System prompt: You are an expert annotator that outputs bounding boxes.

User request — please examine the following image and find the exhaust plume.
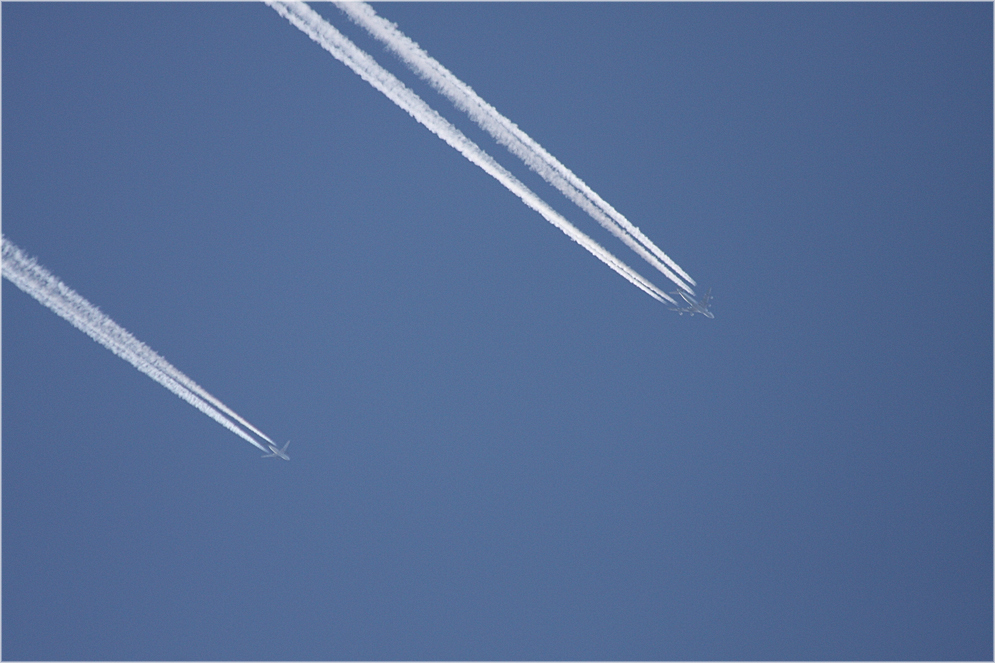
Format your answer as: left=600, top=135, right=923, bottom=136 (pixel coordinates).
left=268, top=1, right=676, bottom=305
left=336, top=1, right=696, bottom=294
left=2, top=237, right=271, bottom=453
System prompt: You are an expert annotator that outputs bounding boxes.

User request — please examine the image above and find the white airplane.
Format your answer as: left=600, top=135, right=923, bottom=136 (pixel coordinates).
left=670, top=287, right=714, bottom=318
left=262, top=440, right=290, bottom=460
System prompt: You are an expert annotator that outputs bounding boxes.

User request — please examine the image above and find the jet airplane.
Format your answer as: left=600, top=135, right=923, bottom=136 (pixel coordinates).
left=263, top=440, right=290, bottom=460
left=670, top=287, right=714, bottom=318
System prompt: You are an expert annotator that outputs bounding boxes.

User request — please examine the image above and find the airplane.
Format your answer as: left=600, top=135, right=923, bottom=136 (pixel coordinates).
left=262, top=440, right=290, bottom=460
left=669, top=287, right=714, bottom=318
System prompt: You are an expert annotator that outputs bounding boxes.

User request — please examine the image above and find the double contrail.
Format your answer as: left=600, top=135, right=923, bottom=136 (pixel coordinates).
left=2, top=237, right=272, bottom=453
left=268, top=1, right=679, bottom=305
left=336, top=2, right=696, bottom=296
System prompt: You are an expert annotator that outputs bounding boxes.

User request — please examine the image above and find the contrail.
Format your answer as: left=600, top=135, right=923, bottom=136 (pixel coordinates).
left=336, top=1, right=696, bottom=295
left=2, top=237, right=271, bottom=453
left=268, top=1, right=677, bottom=305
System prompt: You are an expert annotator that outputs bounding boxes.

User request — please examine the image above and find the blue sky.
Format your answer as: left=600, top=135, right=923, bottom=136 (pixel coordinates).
left=3, top=2, right=991, bottom=660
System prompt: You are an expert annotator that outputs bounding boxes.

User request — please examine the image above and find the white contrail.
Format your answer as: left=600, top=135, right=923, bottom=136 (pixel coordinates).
left=10, top=240, right=274, bottom=445
left=2, top=237, right=271, bottom=453
left=336, top=1, right=697, bottom=295
left=268, top=1, right=676, bottom=305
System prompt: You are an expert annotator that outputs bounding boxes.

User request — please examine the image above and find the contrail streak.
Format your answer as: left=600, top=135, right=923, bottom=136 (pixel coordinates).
left=268, top=1, right=676, bottom=305
left=2, top=237, right=271, bottom=453
left=336, top=1, right=696, bottom=295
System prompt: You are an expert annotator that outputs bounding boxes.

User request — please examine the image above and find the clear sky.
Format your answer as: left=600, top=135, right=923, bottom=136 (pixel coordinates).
left=3, top=2, right=991, bottom=660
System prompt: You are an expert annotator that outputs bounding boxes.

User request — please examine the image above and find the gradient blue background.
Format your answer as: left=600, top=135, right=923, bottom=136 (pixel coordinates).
left=4, top=3, right=991, bottom=660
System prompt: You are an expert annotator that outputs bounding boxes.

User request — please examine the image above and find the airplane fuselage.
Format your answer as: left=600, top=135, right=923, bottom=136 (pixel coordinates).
left=672, top=288, right=715, bottom=319
left=674, top=289, right=714, bottom=318
left=263, top=440, right=291, bottom=460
